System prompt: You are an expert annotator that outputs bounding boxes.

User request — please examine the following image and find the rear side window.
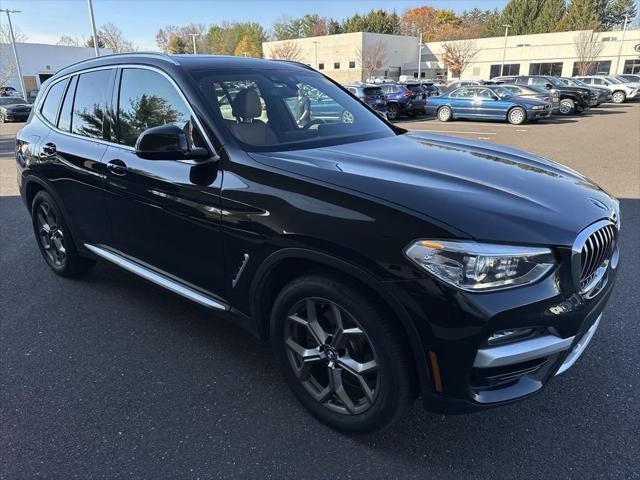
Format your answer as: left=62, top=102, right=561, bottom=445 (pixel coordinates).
left=117, top=68, right=192, bottom=147
left=72, top=69, right=115, bottom=140
left=58, top=76, right=77, bottom=132
left=40, top=79, right=68, bottom=125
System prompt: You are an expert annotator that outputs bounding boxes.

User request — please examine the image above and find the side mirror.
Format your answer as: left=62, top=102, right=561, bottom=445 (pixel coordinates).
left=545, top=84, right=553, bottom=90
left=135, top=124, right=210, bottom=161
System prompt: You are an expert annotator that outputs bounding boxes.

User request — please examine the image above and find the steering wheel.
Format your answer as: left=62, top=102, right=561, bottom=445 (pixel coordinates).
left=301, top=119, right=326, bottom=129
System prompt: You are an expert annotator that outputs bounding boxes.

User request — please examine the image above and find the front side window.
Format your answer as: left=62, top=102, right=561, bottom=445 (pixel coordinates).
left=41, top=78, right=68, bottom=125
left=72, top=69, right=115, bottom=140
left=476, top=88, right=495, bottom=99
left=117, top=68, right=193, bottom=147
left=193, top=69, right=395, bottom=151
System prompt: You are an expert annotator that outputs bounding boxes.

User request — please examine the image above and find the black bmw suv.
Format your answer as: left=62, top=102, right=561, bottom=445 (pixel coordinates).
left=16, top=54, right=620, bottom=433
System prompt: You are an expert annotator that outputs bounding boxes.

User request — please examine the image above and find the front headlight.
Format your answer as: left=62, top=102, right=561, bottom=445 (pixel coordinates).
left=404, top=240, right=556, bottom=292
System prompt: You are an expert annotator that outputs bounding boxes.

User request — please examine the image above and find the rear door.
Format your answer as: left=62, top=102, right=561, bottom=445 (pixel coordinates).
left=101, top=66, right=226, bottom=298
left=448, top=87, right=475, bottom=117
left=36, top=69, right=115, bottom=245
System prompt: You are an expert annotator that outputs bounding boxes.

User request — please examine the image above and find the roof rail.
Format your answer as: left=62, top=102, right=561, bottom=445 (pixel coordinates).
left=57, top=51, right=179, bottom=74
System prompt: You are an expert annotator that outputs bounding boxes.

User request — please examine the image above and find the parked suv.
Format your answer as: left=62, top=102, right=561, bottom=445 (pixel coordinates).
left=344, top=83, right=387, bottom=115
left=494, top=75, right=594, bottom=114
left=560, top=77, right=612, bottom=106
left=379, top=82, right=426, bottom=120
left=17, top=54, right=620, bottom=433
left=575, top=76, right=640, bottom=103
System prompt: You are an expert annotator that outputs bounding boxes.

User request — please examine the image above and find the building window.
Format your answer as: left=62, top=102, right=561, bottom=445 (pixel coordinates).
left=572, top=60, right=612, bottom=76
left=348, top=61, right=356, bottom=69
left=490, top=63, right=520, bottom=78
left=318, top=63, right=324, bottom=70
left=529, top=62, right=563, bottom=76
left=334, top=62, right=340, bottom=69
left=623, top=59, right=640, bottom=74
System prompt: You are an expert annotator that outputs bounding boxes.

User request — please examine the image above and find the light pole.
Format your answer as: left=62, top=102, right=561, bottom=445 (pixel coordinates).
left=0, top=9, right=27, bottom=101
left=312, top=41, right=319, bottom=69
left=500, top=24, right=511, bottom=77
left=189, top=33, right=199, bottom=54
left=87, top=0, right=100, bottom=56
left=615, top=15, right=630, bottom=74
left=417, top=32, right=423, bottom=80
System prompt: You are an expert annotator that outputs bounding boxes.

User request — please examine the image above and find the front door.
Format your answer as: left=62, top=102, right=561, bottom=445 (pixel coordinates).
left=102, top=67, right=225, bottom=299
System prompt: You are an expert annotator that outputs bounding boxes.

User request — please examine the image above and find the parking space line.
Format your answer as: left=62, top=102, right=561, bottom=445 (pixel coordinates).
left=409, top=128, right=497, bottom=135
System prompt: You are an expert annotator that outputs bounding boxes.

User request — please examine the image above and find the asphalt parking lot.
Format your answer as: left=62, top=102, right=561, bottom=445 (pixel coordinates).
left=1, top=104, right=639, bottom=479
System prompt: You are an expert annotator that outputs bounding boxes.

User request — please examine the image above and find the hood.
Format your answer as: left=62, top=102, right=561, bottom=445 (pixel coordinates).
left=509, top=96, right=548, bottom=106
left=249, top=133, right=617, bottom=246
left=1, top=103, right=31, bottom=111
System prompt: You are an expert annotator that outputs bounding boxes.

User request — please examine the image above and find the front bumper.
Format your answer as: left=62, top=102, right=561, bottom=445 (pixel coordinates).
left=385, top=242, right=618, bottom=414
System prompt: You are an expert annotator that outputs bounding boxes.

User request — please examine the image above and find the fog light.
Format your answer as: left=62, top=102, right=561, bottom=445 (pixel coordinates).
left=487, top=328, right=534, bottom=346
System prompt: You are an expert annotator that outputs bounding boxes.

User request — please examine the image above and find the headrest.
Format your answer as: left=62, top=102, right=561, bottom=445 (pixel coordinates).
left=231, top=89, right=262, bottom=119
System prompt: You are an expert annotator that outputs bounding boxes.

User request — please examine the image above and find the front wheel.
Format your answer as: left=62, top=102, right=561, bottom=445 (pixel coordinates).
left=558, top=98, right=575, bottom=115
left=612, top=91, right=626, bottom=104
left=507, top=107, right=526, bottom=125
left=271, top=275, right=416, bottom=433
left=386, top=103, right=399, bottom=121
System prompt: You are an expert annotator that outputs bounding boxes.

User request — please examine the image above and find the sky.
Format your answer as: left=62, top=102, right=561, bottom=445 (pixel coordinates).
left=1, top=0, right=508, bottom=51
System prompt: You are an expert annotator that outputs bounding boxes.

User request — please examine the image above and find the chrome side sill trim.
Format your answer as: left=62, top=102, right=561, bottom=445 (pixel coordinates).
left=474, top=334, right=575, bottom=368
left=555, top=314, right=602, bottom=376
left=84, top=244, right=227, bottom=311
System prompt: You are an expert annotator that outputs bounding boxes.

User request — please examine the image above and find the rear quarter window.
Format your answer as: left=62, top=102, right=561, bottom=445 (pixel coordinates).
left=40, top=79, right=69, bottom=125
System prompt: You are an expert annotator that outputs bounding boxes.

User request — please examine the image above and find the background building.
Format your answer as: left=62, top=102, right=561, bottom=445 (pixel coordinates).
left=1, top=43, right=111, bottom=99
left=263, top=27, right=640, bottom=82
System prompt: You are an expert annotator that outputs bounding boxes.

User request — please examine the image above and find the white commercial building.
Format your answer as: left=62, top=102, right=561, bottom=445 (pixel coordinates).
left=1, top=43, right=111, bottom=99
left=263, top=27, right=640, bottom=83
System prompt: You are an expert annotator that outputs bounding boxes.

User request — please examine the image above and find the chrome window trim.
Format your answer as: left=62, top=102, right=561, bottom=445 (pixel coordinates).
left=34, top=63, right=218, bottom=159
left=84, top=244, right=227, bottom=311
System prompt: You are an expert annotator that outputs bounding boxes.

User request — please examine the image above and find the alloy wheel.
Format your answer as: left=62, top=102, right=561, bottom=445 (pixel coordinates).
left=36, top=201, right=67, bottom=268
left=438, top=107, right=451, bottom=121
left=284, top=297, right=379, bottom=415
left=612, top=92, right=625, bottom=103
left=559, top=100, right=572, bottom=114
left=509, top=108, right=525, bottom=124
left=341, top=110, right=354, bottom=124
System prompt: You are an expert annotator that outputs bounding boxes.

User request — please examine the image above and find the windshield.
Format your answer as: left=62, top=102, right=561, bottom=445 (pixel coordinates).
left=192, top=69, right=395, bottom=152
left=570, top=79, right=588, bottom=87
left=489, top=86, right=513, bottom=98
left=547, top=77, right=565, bottom=87
left=605, top=76, right=622, bottom=84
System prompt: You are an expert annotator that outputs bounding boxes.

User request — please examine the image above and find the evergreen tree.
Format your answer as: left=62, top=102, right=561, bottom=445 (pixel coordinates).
left=602, top=0, right=638, bottom=29
left=342, top=9, right=401, bottom=34
left=166, top=35, right=187, bottom=54
left=499, top=0, right=543, bottom=35
left=556, top=0, right=600, bottom=31
left=533, top=0, right=566, bottom=33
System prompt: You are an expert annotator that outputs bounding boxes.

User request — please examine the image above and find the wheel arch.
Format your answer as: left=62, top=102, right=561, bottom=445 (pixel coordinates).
left=249, top=247, right=433, bottom=396
left=507, top=104, right=527, bottom=121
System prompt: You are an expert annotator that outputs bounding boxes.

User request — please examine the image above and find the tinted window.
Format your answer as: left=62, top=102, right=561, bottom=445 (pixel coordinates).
left=349, top=61, right=356, bottom=69
left=41, top=79, right=68, bottom=125
left=72, top=70, right=114, bottom=139
left=117, top=68, right=192, bottom=147
left=58, top=76, right=77, bottom=132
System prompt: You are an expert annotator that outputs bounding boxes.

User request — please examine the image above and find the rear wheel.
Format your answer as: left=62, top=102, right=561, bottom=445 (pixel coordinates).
left=271, top=275, right=415, bottom=433
left=31, top=190, right=95, bottom=276
left=386, top=103, right=400, bottom=121
left=612, top=91, right=626, bottom=104
left=559, top=98, right=575, bottom=115
left=507, top=107, right=526, bottom=125
left=437, top=106, right=452, bottom=122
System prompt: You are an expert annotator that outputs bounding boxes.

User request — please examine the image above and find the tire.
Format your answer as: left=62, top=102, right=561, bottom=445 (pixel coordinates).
left=386, top=103, right=399, bottom=121
left=437, top=106, right=452, bottom=122
left=31, top=190, right=95, bottom=277
left=558, top=98, right=575, bottom=115
left=612, top=91, right=626, bottom=104
left=270, top=274, right=415, bottom=433
left=507, top=107, right=526, bottom=125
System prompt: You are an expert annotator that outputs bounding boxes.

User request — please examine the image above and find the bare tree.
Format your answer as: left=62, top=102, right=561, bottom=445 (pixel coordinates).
left=357, top=41, right=387, bottom=81
left=268, top=41, right=303, bottom=61
left=573, top=29, right=604, bottom=76
left=0, top=62, right=16, bottom=88
left=97, top=23, right=136, bottom=53
left=0, top=23, right=27, bottom=44
left=56, top=35, right=81, bottom=47
left=441, top=39, right=478, bottom=79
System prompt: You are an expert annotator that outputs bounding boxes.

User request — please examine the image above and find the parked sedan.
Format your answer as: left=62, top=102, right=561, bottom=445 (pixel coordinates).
left=498, top=84, right=560, bottom=111
left=0, top=97, right=32, bottom=122
left=427, top=86, right=551, bottom=125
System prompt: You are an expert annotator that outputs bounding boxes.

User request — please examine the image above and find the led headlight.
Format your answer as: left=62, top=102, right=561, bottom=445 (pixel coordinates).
left=404, top=240, right=556, bottom=292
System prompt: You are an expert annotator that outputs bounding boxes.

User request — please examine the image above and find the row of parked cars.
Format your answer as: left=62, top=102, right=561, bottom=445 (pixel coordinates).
left=342, top=74, right=639, bottom=126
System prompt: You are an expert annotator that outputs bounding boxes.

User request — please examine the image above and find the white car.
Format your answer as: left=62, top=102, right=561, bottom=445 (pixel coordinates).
left=575, top=76, right=640, bottom=103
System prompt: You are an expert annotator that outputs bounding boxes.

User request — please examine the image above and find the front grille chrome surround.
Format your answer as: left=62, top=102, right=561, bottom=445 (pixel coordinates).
left=571, top=220, right=618, bottom=295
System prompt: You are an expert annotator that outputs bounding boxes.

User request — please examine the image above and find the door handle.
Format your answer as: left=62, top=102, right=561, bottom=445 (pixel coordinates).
left=107, top=159, right=128, bottom=176
left=42, top=142, right=56, bottom=157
